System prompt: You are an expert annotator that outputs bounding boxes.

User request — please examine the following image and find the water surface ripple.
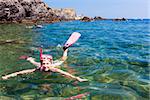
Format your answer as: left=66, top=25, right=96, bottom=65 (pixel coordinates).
left=0, top=20, right=149, bottom=99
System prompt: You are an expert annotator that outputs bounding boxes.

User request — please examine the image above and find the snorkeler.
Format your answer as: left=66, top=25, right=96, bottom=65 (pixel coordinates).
left=2, top=32, right=88, bottom=82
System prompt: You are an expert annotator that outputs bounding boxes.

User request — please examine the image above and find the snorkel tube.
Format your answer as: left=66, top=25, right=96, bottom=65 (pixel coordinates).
left=40, top=48, right=42, bottom=59
left=40, top=48, right=43, bottom=64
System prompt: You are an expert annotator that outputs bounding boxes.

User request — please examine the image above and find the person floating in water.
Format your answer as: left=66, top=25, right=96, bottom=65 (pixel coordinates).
left=2, top=48, right=87, bottom=82
left=2, top=32, right=88, bottom=82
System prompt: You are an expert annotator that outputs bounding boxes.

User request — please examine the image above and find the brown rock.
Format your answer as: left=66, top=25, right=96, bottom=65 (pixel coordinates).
left=113, top=18, right=127, bottom=21
left=80, top=16, right=93, bottom=22
left=0, top=0, right=77, bottom=23
left=94, top=16, right=106, bottom=20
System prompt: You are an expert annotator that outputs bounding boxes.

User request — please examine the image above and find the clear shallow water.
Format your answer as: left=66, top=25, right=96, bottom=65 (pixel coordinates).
left=0, top=20, right=150, bottom=99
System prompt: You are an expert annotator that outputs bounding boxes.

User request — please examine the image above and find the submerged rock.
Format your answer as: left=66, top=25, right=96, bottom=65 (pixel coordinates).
left=0, top=96, right=15, bottom=100
left=35, top=24, right=43, bottom=28
left=0, top=39, right=26, bottom=45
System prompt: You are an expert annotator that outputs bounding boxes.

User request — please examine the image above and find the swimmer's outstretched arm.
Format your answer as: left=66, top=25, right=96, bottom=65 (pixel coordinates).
left=52, top=49, right=68, bottom=67
left=49, top=67, right=88, bottom=82
left=26, top=57, right=40, bottom=67
left=61, top=48, right=68, bottom=61
left=1, top=57, right=40, bottom=80
left=2, top=68, right=36, bottom=80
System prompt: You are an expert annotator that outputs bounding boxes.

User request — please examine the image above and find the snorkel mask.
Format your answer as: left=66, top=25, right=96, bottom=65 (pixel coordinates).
left=40, top=48, right=53, bottom=64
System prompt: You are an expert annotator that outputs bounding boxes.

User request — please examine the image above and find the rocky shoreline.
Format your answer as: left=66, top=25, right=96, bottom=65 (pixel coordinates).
left=0, top=0, right=78, bottom=24
left=80, top=16, right=127, bottom=22
left=0, top=0, right=127, bottom=24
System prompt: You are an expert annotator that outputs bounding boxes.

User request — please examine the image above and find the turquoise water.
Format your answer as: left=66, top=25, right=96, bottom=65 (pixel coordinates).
left=0, top=20, right=150, bottom=99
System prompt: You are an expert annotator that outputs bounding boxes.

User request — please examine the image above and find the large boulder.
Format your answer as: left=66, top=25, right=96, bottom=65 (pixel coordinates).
left=0, top=0, right=25, bottom=21
left=113, top=18, right=127, bottom=21
left=80, top=16, right=93, bottom=22
left=94, top=16, right=106, bottom=20
left=0, top=0, right=48, bottom=21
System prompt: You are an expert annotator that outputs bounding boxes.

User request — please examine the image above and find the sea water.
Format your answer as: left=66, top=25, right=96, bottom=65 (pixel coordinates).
left=0, top=19, right=149, bottom=99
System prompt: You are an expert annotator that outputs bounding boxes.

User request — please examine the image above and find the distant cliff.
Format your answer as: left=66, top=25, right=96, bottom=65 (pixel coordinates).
left=0, top=0, right=77, bottom=23
left=51, top=8, right=76, bottom=20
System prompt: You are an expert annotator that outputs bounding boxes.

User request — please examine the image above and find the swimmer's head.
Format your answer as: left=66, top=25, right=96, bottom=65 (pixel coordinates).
left=40, top=54, right=53, bottom=61
left=40, top=48, right=53, bottom=66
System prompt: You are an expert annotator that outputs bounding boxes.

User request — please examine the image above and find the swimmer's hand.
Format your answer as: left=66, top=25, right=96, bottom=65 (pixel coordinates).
left=76, top=77, right=88, bottom=82
left=19, top=55, right=29, bottom=60
left=2, top=76, right=9, bottom=80
left=27, top=57, right=35, bottom=62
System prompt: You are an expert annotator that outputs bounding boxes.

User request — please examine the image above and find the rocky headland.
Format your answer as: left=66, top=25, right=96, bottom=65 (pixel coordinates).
left=0, top=0, right=77, bottom=24
left=0, top=0, right=127, bottom=24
